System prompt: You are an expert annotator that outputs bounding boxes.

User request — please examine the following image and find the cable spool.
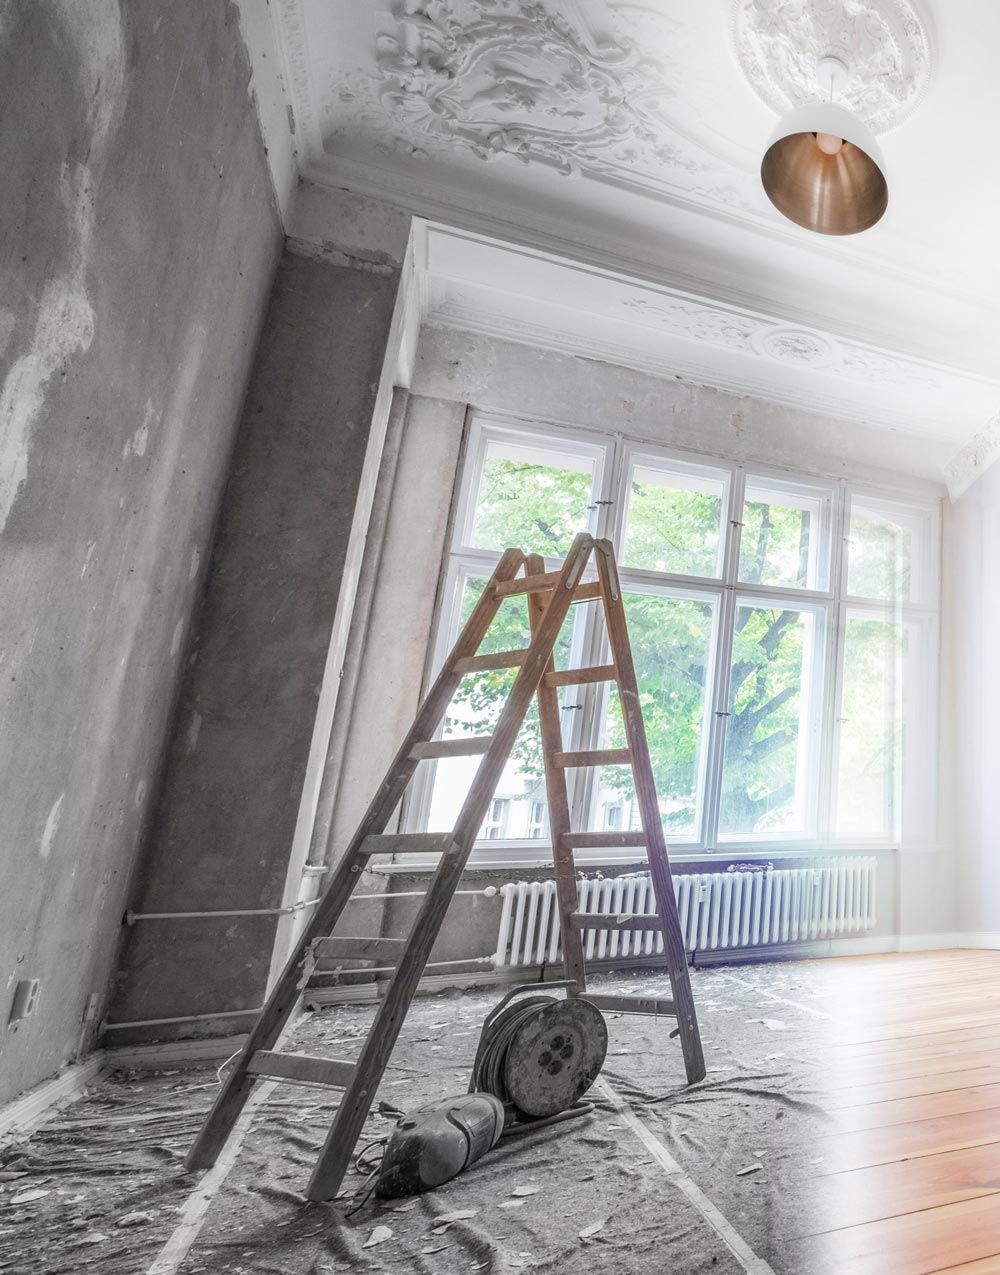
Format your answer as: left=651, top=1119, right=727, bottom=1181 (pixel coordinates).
left=471, top=991, right=608, bottom=1122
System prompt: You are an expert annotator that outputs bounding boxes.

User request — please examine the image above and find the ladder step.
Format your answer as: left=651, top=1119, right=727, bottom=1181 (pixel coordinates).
left=571, top=912, right=662, bottom=932
left=360, top=833, right=459, bottom=856
left=453, top=650, right=527, bottom=673
left=312, top=937, right=407, bottom=963
left=545, top=664, right=617, bottom=688
left=411, top=736, right=493, bottom=760
left=582, top=993, right=676, bottom=1017
left=561, top=831, right=647, bottom=849
left=247, top=1051, right=355, bottom=1089
left=553, top=748, right=632, bottom=768
left=494, top=570, right=562, bottom=596
left=494, top=575, right=603, bottom=602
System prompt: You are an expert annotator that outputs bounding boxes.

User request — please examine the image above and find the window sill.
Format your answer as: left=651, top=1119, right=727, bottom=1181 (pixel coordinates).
left=375, top=843, right=900, bottom=874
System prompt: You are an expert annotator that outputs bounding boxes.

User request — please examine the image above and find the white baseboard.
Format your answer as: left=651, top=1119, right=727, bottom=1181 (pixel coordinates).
left=955, top=932, right=1000, bottom=949
left=0, top=1053, right=108, bottom=1139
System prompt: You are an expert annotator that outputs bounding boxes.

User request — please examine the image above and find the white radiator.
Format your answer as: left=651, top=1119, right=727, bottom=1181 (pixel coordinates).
left=493, top=859, right=877, bottom=968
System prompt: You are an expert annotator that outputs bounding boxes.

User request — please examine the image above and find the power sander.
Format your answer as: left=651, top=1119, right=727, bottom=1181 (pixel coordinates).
left=372, top=982, right=606, bottom=1199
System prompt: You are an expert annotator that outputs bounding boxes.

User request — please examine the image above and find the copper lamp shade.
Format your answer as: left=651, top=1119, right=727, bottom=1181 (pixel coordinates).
left=761, top=103, right=888, bottom=236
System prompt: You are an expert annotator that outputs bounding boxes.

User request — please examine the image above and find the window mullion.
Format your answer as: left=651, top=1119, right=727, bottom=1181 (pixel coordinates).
left=701, top=466, right=745, bottom=851
left=818, top=483, right=849, bottom=844
left=569, top=432, right=625, bottom=834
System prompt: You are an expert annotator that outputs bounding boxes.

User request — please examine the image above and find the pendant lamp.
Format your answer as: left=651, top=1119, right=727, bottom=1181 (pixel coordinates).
left=761, top=57, right=888, bottom=236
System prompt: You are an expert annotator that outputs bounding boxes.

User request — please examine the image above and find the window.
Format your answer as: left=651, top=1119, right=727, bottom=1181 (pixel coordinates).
left=481, top=797, right=510, bottom=840
left=526, top=800, right=548, bottom=840
left=410, top=416, right=939, bottom=861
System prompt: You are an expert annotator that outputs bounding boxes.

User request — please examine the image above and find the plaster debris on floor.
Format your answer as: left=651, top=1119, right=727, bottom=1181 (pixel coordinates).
left=1, top=963, right=834, bottom=1275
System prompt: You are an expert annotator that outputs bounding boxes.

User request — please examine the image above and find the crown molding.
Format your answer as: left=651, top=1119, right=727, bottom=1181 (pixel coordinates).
left=299, top=154, right=994, bottom=382
left=424, top=299, right=954, bottom=440
left=945, top=415, right=1000, bottom=501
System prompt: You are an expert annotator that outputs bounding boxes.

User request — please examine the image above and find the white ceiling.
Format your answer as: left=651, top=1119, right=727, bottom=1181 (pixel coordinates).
left=262, top=0, right=1000, bottom=487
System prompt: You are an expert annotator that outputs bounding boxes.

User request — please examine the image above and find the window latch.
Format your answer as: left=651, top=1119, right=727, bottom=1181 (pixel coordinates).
left=714, top=710, right=732, bottom=717
left=587, top=499, right=614, bottom=510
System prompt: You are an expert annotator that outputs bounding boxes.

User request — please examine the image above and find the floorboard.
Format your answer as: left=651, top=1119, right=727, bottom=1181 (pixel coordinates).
left=800, top=950, right=1000, bottom=1274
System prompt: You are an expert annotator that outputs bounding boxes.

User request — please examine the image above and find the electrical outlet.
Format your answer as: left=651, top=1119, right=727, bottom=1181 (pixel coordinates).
left=7, top=979, right=41, bottom=1025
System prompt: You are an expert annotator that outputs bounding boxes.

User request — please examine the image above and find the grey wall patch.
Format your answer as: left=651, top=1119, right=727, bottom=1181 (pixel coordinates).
left=0, top=0, right=125, bottom=534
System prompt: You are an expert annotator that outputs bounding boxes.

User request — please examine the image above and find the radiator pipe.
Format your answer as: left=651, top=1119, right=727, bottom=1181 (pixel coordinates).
left=124, top=886, right=500, bottom=923
left=103, top=957, right=497, bottom=1031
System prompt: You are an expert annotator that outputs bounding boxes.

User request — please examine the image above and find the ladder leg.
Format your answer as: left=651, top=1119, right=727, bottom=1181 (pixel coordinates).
left=305, top=852, right=469, bottom=1199
left=306, top=535, right=596, bottom=1199
left=594, top=541, right=706, bottom=1084
left=526, top=554, right=587, bottom=992
left=187, top=548, right=528, bottom=1173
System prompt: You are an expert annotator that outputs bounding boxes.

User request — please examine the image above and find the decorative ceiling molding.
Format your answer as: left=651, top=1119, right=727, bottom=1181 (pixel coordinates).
left=272, top=0, right=323, bottom=156
left=328, top=1, right=753, bottom=210
left=945, top=415, right=1000, bottom=501
left=426, top=296, right=957, bottom=439
left=732, top=0, right=932, bottom=134
left=621, top=294, right=941, bottom=388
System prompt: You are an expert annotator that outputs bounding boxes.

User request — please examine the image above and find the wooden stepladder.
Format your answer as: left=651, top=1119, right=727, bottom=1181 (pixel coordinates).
left=186, top=534, right=704, bottom=1201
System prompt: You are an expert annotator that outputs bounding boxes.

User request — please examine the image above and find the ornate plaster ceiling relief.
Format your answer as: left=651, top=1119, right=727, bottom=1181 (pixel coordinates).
left=623, top=298, right=763, bottom=351
left=621, top=292, right=943, bottom=390
left=945, top=414, right=1000, bottom=501
left=325, top=2, right=755, bottom=208
left=762, top=327, right=833, bottom=366
left=733, top=0, right=932, bottom=134
left=273, top=0, right=322, bottom=155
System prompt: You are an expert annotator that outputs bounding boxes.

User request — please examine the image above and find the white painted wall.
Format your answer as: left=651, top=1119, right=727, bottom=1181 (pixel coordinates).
left=948, top=461, right=1000, bottom=941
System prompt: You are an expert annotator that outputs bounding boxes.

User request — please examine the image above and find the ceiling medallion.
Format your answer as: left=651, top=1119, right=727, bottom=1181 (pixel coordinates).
left=732, top=0, right=932, bottom=135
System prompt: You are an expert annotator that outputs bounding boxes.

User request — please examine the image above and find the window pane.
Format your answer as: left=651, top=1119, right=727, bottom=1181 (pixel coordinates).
left=468, top=436, right=599, bottom=559
left=426, top=575, right=576, bottom=842
left=739, top=479, right=830, bottom=590
left=595, top=592, right=716, bottom=839
left=847, top=502, right=914, bottom=601
left=622, top=458, right=727, bottom=578
left=719, top=604, right=820, bottom=838
left=836, top=617, right=903, bottom=839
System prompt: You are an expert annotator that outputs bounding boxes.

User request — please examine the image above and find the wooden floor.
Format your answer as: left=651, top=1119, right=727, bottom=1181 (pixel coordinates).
left=790, top=951, right=1000, bottom=1275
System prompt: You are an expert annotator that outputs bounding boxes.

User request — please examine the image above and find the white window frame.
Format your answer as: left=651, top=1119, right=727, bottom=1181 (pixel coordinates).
left=403, top=412, right=940, bottom=867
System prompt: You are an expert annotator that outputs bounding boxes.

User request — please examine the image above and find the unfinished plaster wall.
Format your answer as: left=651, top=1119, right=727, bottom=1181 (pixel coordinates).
left=0, top=1, right=280, bottom=1103
left=111, top=252, right=400, bottom=1039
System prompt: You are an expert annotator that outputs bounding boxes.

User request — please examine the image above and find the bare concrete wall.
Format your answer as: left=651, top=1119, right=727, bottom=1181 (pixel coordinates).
left=0, top=1, right=281, bottom=1102
left=110, top=252, right=400, bottom=1039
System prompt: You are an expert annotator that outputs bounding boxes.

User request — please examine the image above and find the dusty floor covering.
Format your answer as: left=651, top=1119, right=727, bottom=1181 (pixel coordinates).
left=0, top=962, right=836, bottom=1274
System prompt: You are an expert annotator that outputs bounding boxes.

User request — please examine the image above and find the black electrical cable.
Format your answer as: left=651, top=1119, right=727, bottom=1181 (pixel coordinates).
left=471, top=994, right=595, bottom=1135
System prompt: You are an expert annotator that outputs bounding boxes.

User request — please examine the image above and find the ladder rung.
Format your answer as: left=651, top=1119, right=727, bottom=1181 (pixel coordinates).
left=571, top=912, right=662, bottom=932
left=545, top=664, right=617, bottom=688
left=247, top=1051, right=355, bottom=1088
left=360, top=833, right=459, bottom=856
left=453, top=650, right=527, bottom=674
left=494, top=570, right=562, bottom=596
left=553, top=748, right=632, bottom=768
left=494, top=574, right=603, bottom=602
left=410, top=736, right=493, bottom=760
left=582, top=993, right=676, bottom=1017
left=561, top=831, right=647, bottom=849
left=312, top=937, right=407, bottom=963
